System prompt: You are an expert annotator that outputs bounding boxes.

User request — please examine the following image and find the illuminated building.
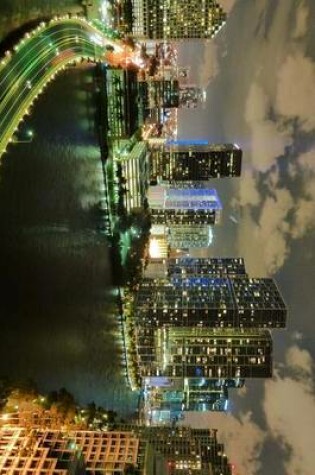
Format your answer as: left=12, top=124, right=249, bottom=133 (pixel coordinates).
left=113, top=139, right=150, bottom=213
left=168, top=225, right=213, bottom=249
left=142, top=378, right=245, bottom=423
left=0, top=428, right=142, bottom=475
left=167, top=257, right=248, bottom=278
left=137, top=327, right=273, bottom=380
left=141, top=426, right=232, bottom=475
left=132, top=0, right=227, bottom=40
left=138, top=79, right=180, bottom=109
left=105, top=68, right=140, bottom=140
left=179, top=85, right=206, bottom=108
left=149, top=143, right=242, bottom=183
left=0, top=426, right=233, bottom=475
left=149, top=225, right=169, bottom=258
left=135, top=277, right=287, bottom=329
left=139, top=80, right=205, bottom=110
left=148, top=186, right=221, bottom=226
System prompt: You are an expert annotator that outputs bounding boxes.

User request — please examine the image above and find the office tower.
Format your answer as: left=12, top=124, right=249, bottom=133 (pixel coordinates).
left=132, top=0, right=227, bottom=40
left=149, top=225, right=169, bottom=258
left=138, top=79, right=180, bottom=109
left=136, top=327, right=273, bottom=380
left=143, top=378, right=241, bottom=423
left=150, top=143, right=242, bottom=183
left=179, top=85, right=206, bottom=108
left=139, top=80, right=205, bottom=110
left=168, top=225, right=213, bottom=249
left=151, top=208, right=216, bottom=226
left=135, top=277, right=287, bottom=328
left=113, top=140, right=150, bottom=213
left=143, top=426, right=233, bottom=475
left=148, top=186, right=221, bottom=225
left=167, top=257, right=248, bottom=278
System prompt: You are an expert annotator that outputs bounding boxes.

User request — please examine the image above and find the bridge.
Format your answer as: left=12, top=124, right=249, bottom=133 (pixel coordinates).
left=0, top=16, right=135, bottom=158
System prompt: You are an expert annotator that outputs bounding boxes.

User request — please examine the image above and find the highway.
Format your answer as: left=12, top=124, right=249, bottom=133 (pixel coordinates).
left=0, top=16, right=129, bottom=158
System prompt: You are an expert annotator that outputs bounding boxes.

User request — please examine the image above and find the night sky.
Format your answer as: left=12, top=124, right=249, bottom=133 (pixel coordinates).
left=179, top=1, right=315, bottom=474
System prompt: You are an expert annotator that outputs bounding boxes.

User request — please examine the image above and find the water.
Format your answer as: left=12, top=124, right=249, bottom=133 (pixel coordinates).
left=0, top=64, right=137, bottom=414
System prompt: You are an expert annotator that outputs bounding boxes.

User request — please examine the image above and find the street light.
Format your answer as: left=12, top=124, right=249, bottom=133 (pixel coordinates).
left=12, top=129, right=34, bottom=144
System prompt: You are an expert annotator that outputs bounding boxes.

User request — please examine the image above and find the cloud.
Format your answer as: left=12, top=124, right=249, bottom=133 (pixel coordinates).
left=286, top=345, right=313, bottom=376
left=298, top=149, right=315, bottom=173
left=237, top=170, right=261, bottom=207
left=255, top=189, right=293, bottom=275
left=220, top=0, right=238, bottom=14
left=182, top=411, right=265, bottom=475
left=292, top=3, right=309, bottom=38
left=245, top=83, right=292, bottom=170
left=264, top=346, right=315, bottom=475
left=275, top=51, right=315, bottom=132
left=291, top=198, right=315, bottom=239
left=199, top=42, right=220, bottom=88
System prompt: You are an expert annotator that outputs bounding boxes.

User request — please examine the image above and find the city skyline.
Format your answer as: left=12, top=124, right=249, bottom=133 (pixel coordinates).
left=0, top=1, right=314, bottom=475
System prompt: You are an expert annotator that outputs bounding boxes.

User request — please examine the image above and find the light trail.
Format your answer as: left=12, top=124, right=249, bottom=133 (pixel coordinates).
left=0, top=17, right=139, bottom=158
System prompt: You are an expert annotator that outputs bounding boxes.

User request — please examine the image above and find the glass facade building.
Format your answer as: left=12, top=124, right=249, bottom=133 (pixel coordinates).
left=135, top=277, right=287, bottom=329
left=132, top=0, right=227, bottom=40
left=150, top=143, right=242, bottom=183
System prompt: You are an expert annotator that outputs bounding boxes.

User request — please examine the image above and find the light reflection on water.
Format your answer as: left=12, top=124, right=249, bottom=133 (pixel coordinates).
left=0, top=65, right=137, bottom=414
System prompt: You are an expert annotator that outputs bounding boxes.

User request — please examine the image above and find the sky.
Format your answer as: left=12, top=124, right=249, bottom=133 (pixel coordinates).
left=179, top=1, right=315, bottom=474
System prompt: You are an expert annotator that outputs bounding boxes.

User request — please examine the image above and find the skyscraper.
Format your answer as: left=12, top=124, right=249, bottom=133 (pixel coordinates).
left=132, top=0, right=227, bottom=40
left=167, top=257, right=248, bottom=278
left=135, top=276, right=287, bottom=329
left=149, top=143, right=242, bottom=183
left=148, top=186, right=221, bottom=226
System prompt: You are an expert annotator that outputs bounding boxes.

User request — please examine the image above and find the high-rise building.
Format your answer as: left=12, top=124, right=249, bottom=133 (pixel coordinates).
left=135, top=276, right=287, bottom=329
left=150, top=209, right=216, bottom=226
left=142, top=426, right=232, bottom=475
left=113, top=139, right=150, bottom=213
left=148, top=186, right=221, bottom=226
left=149, top=143, right=242, bottom=183
left=136, top=327, right=273, bottom=380
left=168, top=225, right=213, bottom=249
left=167, top=257, right=248, bottom=278
left=142, top=377, right=245, bottom=422
left=138, top=79, right=180, bottom=109
left=138, top=80, right=206, bottom=110
left=132, top=0, right=227, bottom=40
left=179, top=85, right=207, bottom=108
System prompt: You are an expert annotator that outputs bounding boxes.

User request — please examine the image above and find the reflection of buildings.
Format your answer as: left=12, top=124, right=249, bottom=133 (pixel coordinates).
left=149, top=143, right=242, bottom=183
left=132, top=0, right=227, bottom=40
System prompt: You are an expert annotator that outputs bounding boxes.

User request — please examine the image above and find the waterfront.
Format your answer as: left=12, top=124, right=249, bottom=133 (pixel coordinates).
left=0, top=64, right=137, bottom=414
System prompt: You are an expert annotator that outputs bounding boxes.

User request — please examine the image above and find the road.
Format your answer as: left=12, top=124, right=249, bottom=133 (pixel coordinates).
left=0, top=16, right=131, bottom=158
